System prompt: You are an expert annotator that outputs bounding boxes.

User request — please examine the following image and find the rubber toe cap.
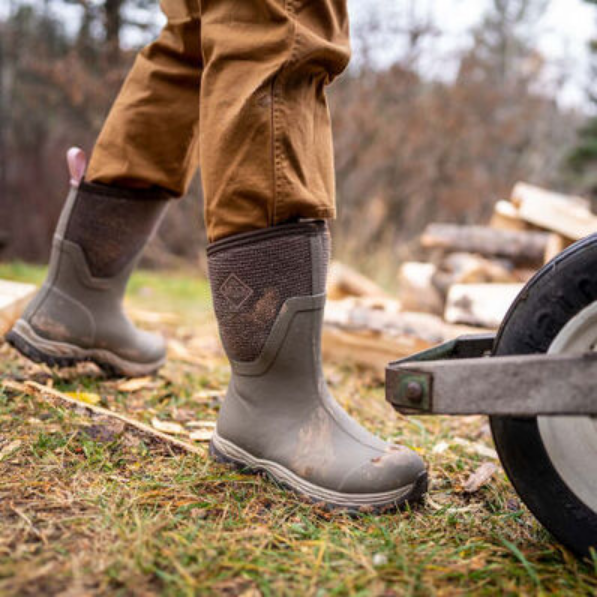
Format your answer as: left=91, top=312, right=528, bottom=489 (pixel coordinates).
left=339, top=444, right=427, bottom=494
left=133, top=330, right=167, bottom=364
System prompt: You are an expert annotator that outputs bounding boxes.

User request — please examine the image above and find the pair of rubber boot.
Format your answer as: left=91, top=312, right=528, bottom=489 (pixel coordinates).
left=7, top=150, right=427, bottom=510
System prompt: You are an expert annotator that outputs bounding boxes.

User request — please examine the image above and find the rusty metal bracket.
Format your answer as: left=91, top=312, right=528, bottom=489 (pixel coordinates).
left=386, top=334, right=597, bottom=416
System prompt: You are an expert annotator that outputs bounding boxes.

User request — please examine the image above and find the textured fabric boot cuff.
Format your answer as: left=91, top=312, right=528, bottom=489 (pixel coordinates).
left=208, top=221, right=330, bottom=362
left=64, top=182, right=170, bottom=278
left=207, top=220, right=327, bottom=256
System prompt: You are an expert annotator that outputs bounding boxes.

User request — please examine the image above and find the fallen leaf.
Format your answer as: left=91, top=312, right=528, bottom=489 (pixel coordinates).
left=432, top=441, right=449, bottom=454
left=192, top=390, right=225, bottom=404
left=194, top=389, right=226, bottom=399
left=116, top=377, right=154, bottom=392
left=453, top=438, right=498, bottom=460
left=172, top=407, right=197, bottom=423
left=239, top=588, right=262, bottom=597
left=151, top=417, right=187, bottom=435
left=167, top=340, right=206, bottom=366
left=463, top=462, right=498, bottom=493
left=65, top=391, right=101, bottom=405
left=213, top=578, right=260, bottom=597
left=0, top=440, right=22, bottom=461
left=189, top=429, right=213, bottom=442
left=186, top=421, right=216, bottom=429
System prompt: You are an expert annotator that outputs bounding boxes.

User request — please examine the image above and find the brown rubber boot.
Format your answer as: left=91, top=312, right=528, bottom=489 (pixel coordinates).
left=207, top=221, right=428, bottom=510
left=6, top=149, right=170, bottom=376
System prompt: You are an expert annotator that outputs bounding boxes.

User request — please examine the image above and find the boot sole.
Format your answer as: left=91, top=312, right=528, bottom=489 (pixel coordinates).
left=6, top=319, right=165, bottom=378
left=210, top=430, right=428, bottom=512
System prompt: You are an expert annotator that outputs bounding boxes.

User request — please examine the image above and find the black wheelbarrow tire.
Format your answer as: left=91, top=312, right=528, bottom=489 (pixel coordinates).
left=490, top=233, right=597, bottom=559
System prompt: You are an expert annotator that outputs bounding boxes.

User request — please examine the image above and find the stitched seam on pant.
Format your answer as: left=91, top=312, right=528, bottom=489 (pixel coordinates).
left=175, top=118, right=201, bottom=194
left=272, top=0, right=299, bottom=224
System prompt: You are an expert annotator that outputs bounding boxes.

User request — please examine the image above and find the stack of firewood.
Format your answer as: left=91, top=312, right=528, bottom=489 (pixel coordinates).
left=323, top=182, right=597, bottom=377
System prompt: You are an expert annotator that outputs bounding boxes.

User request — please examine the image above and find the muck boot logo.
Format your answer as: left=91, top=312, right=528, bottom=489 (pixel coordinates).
left=219, top=274, right=253, bottom=310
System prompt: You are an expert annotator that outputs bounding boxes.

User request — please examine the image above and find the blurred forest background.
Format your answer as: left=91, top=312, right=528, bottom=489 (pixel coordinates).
left=2, top=0, right=597, bottom=274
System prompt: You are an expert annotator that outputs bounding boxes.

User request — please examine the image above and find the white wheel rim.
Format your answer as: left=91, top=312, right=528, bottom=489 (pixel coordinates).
left=538, top=301, right=597, bottom=514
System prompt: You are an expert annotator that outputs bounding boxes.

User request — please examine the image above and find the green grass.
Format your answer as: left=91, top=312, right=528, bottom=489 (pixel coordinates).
left=126, top=268, right=212, bottom=317
left=0, top=263, right=596, bottom=595
left=0, top=261, right=47, bottom=286
left=0, top=261, right=212, bottom=320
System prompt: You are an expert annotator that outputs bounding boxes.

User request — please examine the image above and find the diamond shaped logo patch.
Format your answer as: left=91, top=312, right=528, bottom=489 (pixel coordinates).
left=219, top=274, right=253, bottom=310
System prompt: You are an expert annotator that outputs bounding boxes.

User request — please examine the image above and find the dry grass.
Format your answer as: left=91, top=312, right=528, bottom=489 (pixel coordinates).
left=0, top=263, right=596, bottom=596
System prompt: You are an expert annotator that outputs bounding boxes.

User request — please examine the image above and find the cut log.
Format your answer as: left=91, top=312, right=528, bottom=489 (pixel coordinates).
left=511, top=182, right=591, bottom=211
left=434, top=252, right=517, bottom=295
left=322, top=327, right=430, bottom=378
left=323, top=297, right=488, bottom=378
left=328, top=261, right=389, bottom=300
left=444, top=283, right=524, bottom=329
left=397, top=262, right=444, bottom=315
left=0, top=280, right=37, bottom=335
left=543, top=233, right=573, bottom=264
left=512, top=268, right=537, bottom=284
left=489, top=200, right=529, bottom=231
left=510, top=182, right=597, bottom=240
left=324, top=296, right=403, bottom=330
left=421, top=224, right=550, bottom=265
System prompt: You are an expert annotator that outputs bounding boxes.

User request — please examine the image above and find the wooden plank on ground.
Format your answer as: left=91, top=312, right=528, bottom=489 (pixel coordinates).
left=444, top=283, right=524, bottom=329
left=511, top=182, right=597, bottom=240
left=2, top=380, right=202, bottom=454
left=0, top=280, right=37, bottom=335
left=323, top=298, right=488, bottom=377
left=322, top=327, right=429, bottom=378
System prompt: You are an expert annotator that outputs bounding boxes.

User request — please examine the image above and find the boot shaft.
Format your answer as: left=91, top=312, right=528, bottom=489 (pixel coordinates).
left=63, top=181, right=170, bottom=279
left=26, top=180, right=170, bottom=322
left=13, top=172, right=169, bottom=373
left=207, top=220, right=330, bottom=364
left=207, top=222, right=428, bottom=504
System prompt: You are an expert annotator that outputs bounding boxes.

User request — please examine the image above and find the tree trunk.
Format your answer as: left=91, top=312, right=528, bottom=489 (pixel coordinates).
left=104, top=0, right=123, bottom=60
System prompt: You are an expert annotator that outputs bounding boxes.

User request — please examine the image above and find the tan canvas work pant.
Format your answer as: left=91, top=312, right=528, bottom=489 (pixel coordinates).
left=86, top=0, right=350, bottom=241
